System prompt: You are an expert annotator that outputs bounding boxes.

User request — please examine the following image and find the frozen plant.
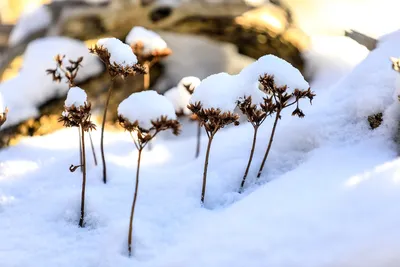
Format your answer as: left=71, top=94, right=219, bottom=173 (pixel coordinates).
left=117, top=91, right=180, bottom=256
left=90, top=37, right=146, bottom=184
left=165, top=76, right=201, bottom=157
left=256, top=74, right=315, bottom=178
left=46, top=54, right=98, bottom=168
left=59, top=87, right=96, bottom=227
left=187, top=73, right=240, bottom=204
left=125, top=26, right=172, bottom=90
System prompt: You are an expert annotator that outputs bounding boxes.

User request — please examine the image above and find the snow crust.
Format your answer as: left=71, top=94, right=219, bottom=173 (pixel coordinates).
left=0, top=37, right=102, bottom=127
left=240, top=54, right=309, bottom=93
left=8, top=5, right=52, bottom=46
left=64, top=87, right=87, bottom=108
left=97, top=38, right=138, bottom=67
left=125, top=27, right=168, bottom=54
left=118, top=91, right=176, bottom=130
left=164, top=76, right=200, bottom=115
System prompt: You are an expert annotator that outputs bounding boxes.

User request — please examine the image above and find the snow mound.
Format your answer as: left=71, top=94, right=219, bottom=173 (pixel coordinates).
left=240, top=54, right=309, bottom=93
left=165, top=76, right=201, bottom=115
left=0, top=93, right=5, bottom=113
left=97, top=38, right=138, bottom=67
left=8, top=5, right=52, bottom=46
left=0, top=37, right=102, bottom=127
left=118, top=91, right=176, bottom=130
left=190, top=73, right=240, bottom=112
left=64, top=87, right=87, bottom=108
left=125, top=26, right=168, bottom=54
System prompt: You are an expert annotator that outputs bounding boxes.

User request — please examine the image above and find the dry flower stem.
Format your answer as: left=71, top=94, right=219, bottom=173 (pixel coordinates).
left=78, top=127, right=83, bottom=173
left=240, top=125, right=259, bottom=192
left=78, top=126, right=87, bottom=227
left=201, top=134, right=214, bottom=203
left=143, top=62, right=151, bottom=90
left=195, top=120, right=201, bottom=158
left=257, top=109, right=281, bottom=178
left=100, top=79, right=115, bottom=184
left=128, top=147, right=142, bottom=257
left=88, top=131, right=98, bottom=166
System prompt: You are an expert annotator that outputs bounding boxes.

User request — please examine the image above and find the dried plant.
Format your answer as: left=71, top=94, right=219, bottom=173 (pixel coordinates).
left=59, top=102, right=97, bottom=227
left=46, top=55, right=98, bottom=168
left=236, top=95, right=271, bottom=191
left=256, top=74, right=315, bottom=178
left=118, top=115, right=180, bottom=256
left=89, top=44, right=146, bottom=184
left=130, top=41, right=172, bottom=90
left=0, top=108, right=8, bottom=129
left=187, top=102, right=240, bottom=203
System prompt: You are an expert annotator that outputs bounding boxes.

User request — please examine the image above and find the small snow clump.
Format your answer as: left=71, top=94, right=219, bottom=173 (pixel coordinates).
left=118, top=91, right=176, bottom=130
left=165, top=76, right=201, bottom=115
left=65, top=87, right=87, bottom=108
left=125, top=26, right=168, bottom=54
left=97, top=38, right=138, bottom=67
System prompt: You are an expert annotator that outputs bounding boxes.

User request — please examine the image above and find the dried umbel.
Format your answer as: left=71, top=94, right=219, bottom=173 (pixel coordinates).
left=89, top=45, right=146, bottom=79
left=118, top=114, right=180, bottom=256
left=59, top=97, right=96, bottom=228
left=391, top=57, right=400, bottom=72
left=130, top=41, right=172, bottom=66
left=89, top=38, right=146, bottom=184
left=46, top=54, right=83, bottom=87
left=256, top=74, right=315, bottom=178
left=187, top=102, right=240, bottom=203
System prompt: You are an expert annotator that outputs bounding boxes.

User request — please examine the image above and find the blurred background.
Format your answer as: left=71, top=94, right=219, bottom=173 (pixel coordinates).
left=0, top=0, right=398, bottom=146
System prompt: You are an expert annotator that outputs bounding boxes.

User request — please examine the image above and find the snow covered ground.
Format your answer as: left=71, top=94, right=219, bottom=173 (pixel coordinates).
left=1, top=31, right=400, bottom=267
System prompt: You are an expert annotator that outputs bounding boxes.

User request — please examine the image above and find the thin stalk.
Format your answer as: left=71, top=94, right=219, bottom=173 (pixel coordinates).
left=79, top=126, right=87, bottom=227
left=88, top=131, right=98, bottom=166
left=240, top=125, right=259, bottom=192
left=195, top=120, right=201, bottom=158
left=79, top=127, right=83, bottom=173
left=100, top=79, right=114, bottom=184
left=128, top=148, right=142, bottom=256
left=143, top=62, right=150, bottom=90
left=201, top=134, right=214, bottom=204
left=257, top=109, right=281, bottom=178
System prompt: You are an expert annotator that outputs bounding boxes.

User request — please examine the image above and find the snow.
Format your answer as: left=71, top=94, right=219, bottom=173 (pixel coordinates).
left=164, top=76, right=200, bottom=115
left=0, top=37, right=102, bottom=127
left=240, top=54, right=310, bottom=93
left=118, top=91, right=177, bottom=130
left=64, top=87, right=87, bottom=108
left=8, top=5, right=52, bottom=46
left=125, top=27, right=168, bottom=54
left=97, top=38, right=138, bottom=67
left=190, top=73, right=241, bottom=112
left=2, top=28, right=400, bottom=267
left=0, top=93, right=5, bottom=113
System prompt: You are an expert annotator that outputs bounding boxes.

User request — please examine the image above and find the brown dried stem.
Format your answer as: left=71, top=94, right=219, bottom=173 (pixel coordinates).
left=78, top=125, right=87, bottom=228
left=88, top=131, right=98, bottom=166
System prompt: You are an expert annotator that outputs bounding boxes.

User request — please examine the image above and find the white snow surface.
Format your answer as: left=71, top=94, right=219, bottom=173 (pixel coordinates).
left=97, top=38, right=138, bottom=67
left=8, top=5, right=52, bottom=46
left=240, top=54, right=310, bottom=93
left=0, top=37, right=102, bottom=127
left=2, top=30, right=400, bottom=267
left=164, top=76, right=200, bottom=115
left=118, top=91, right=177, bottom=130
left=125, top=26, right=168, bottom=54
left=0, top=93, right=5, bottom=113
left=64, top=87, right=87, bottom=108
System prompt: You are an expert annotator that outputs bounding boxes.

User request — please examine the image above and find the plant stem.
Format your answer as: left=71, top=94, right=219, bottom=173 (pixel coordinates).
left=240, top=125, right=259, bottom=192
left=100, top=80, right=114, bottom=184
left=143, top=62, right=150, bottom=90
left=128, top=148, right=142, bottom=256
left=257, top=109, right=281, bottom=178
left=201, top=134, right=214, bottom=204
left=88, top=131, right=98, bottom=166
left=79, top=126, right=87, bottom=228
left=79, top=127, right=83, bottom=173
left=195, top=120, right=201, bottom=158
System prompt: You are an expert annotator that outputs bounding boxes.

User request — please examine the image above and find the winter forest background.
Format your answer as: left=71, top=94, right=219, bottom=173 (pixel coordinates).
left=1, top=0, right=400, bottom=266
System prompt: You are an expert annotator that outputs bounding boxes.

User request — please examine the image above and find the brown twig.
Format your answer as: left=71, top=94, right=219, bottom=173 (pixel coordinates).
left=240, top=125, right=259, bottom=192
left=78, top=126, right=87, bottom=228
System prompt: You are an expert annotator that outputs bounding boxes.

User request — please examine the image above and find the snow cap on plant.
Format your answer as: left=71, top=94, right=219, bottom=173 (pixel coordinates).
left=59, top=87, right=96, bottom=131
left=90, top=37, right=146, bottom=78
left=165, top=76, right=201, bottom=116
left=125, top=26, right=171, bottom=62
left=118, top=91, right=180, bottom=141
